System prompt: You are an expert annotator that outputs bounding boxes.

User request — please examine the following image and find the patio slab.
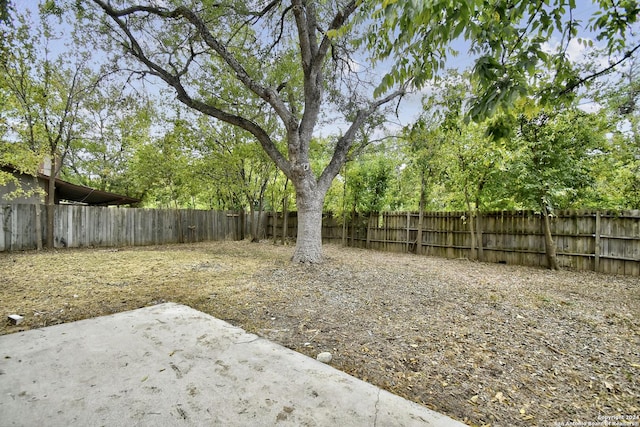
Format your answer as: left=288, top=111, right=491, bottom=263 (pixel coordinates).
left=0, top=303, right=466, bottom=426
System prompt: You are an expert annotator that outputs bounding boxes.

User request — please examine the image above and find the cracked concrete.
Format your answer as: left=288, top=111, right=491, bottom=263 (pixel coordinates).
left=0, top=303, right=467, bottom=426
left=373, top=389, right=381, bottom=426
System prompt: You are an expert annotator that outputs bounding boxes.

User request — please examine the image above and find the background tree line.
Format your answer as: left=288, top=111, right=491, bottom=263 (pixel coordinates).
left=1, top=1, right=638, bottom=263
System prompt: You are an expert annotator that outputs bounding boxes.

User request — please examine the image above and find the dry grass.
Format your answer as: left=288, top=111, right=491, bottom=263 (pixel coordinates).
left=1, top=241, right=639, bottom=426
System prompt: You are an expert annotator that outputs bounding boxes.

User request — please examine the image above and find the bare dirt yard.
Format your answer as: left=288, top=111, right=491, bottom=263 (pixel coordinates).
left=1, top=241, right=638, bottom=426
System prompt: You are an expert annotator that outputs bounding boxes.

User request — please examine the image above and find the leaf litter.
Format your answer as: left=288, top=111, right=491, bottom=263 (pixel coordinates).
left=1, top=241, right=638, bottom=426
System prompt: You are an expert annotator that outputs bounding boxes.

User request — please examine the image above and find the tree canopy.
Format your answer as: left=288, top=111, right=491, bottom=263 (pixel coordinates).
left=1, top=0, right=639, bottom=263
left=80, top=0, right=407, bottom=262
left=368, top=0, right=640, bottom=120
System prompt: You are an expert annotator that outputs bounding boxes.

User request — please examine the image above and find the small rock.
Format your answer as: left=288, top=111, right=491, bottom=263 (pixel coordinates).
left=8, top=314, right=24, bottom=325
left=316, top=352, right=332, bottom=363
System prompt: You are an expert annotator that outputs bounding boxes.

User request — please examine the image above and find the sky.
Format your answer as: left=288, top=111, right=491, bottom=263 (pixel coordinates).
left=9, top=0, right=638, bottom=138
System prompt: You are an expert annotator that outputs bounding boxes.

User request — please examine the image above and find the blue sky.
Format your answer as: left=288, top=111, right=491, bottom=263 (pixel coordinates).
left=11, top=0, right=638, bottom=138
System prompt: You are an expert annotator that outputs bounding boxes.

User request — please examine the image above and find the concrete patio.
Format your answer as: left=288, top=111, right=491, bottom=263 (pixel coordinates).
left=0, top=303, right=466, bottom=426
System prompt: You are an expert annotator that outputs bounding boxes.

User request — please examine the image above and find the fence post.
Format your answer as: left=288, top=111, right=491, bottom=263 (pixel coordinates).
left=406, top=212, right=410, bottom=253
left=269, top=211, right=275, bottom=242
left=0, top=205, right=5, bottom=252
left=11, top=205, right=19, bottom=251
left=241, top=210, right=246, bottom=240
left=476, top=212, right=484, bottom=261
left=415, top=211, right=422, bottom=255
left=366, top=213, right=372, bottom=249
left=66, top=206, right=73, bottom=247
left=594, top=211, right=601, bottom=272
left=385, top=212, right=389, bottom=251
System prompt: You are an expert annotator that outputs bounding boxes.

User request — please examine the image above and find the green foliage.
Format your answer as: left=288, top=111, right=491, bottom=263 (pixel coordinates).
left=366, top=0, right=640, bottom=121
left=0, top=5, right=99, bottom=180
left=63, top=87, right=154, bottom=196
left=0, top=0, right=10, bottom=24
left=349, top=58, right=634, bottom=215
left=588, top=59, right=640, bottom=208
left=0, top=140, right=44, bottom=201
left=502, top=108, right=608, bottom=211
left=323, top=142, right=401, bottom=218
left=345, top=155, right=392, bottom=214
left=395, top=118, right=449, bottom=211
left=4, top=0, right=637, bottom=222
left=179, top=117, right=281, bottom=211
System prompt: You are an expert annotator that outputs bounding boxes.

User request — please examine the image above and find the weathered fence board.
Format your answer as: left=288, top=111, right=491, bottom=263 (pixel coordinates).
left=0, top=204, right=245, bottom=251
left=265, top=210, right=640, bottom=276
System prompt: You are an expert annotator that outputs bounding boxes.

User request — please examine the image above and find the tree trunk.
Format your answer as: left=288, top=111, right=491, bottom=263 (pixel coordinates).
left=416, top=170, right=425, bottom=255
left=270, top=177, right=278, bottom=244
left=249, top=196, right=264, bottom=243
left=272, top=210, right=278, bottom=244
left=239, top=209, right=245, bottom=240
left=281, top=192, right=289, bottom=245
left=32, top=175, right=43, bottom=251
left=248, top=201, right=257, bottom=242
left=541, top=203, right=559, bottom=270
left=176, top=205, right=184, bottom=243
left=251, top=179, right=269, bottom=243
left=467, top=210, right=477, bottom=261
left=291, top=189, right=324, bottom=263
left=475, top=188, right=485, bottom=262
left=366, top=212, right=374, bottom=249
left=46, top=173, right=55, bottom=249
left=341, top=171, right=347, bottom=247
left=350, top=202, right=357, bottom=248
left=342, top=210, right=347, bottom=246
left=251, top=199, right=262, bottom=242
left=463, top=188, right=477, bottom=261
left=476, top=212, right=484, bottom=262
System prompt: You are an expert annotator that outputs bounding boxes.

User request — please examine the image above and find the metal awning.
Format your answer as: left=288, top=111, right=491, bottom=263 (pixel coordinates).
left=50, top=177, right=140, bottom=206
left=2, top=164, right=139, bottom=206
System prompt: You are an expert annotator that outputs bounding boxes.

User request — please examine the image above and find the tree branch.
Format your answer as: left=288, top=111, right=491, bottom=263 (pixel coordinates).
left=318, top=87, right=407, bottom=191
left=315, top=0, right=357, bottom=65
left=91, top=0, right=292, bottom=177
left=297, top=0, right=359, bottom=165
left=291, top=0, right=313, bottom=73
left=93, top=0, right=296, bottom=130
left=559, top=42, right=640, bottom=95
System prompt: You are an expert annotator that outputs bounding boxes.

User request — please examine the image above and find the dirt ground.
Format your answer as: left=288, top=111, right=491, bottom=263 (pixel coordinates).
left=1, top=241, right=638, bottom=426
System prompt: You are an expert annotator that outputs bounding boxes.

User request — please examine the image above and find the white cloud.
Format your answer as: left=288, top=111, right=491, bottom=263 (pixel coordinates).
left=565, top=38, right=589, bottom=62
left=542, top=37, right=607, bottom=66
left=577, top=101, right=602, bottom=113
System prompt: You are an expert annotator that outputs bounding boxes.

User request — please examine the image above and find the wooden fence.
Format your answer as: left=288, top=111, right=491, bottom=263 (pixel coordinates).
left=3, top=204, right=638, bottom=276
left=266, top=210, right=640, bottom=276
left=0, top=204, right=246, bottom=251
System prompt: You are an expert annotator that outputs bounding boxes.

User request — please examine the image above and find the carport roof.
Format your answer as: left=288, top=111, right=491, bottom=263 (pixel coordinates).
left=50, top=176, right=140, bottom=206
left=2, top=164, right=139, bottom=206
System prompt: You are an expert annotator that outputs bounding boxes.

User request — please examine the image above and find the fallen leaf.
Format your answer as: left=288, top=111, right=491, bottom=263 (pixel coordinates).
left=491, top=391, right=505, bottom=403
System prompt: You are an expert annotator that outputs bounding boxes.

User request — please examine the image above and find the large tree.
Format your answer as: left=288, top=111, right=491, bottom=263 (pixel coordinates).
left=1, top=5, right=101, bottom=248
left=84, top=0, right=405, bottom=263
left=504, top=107, right=607, bottom=269
left=84, top=1, right=639, bottom=263
left=63, top=83, right=153, bottom=196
